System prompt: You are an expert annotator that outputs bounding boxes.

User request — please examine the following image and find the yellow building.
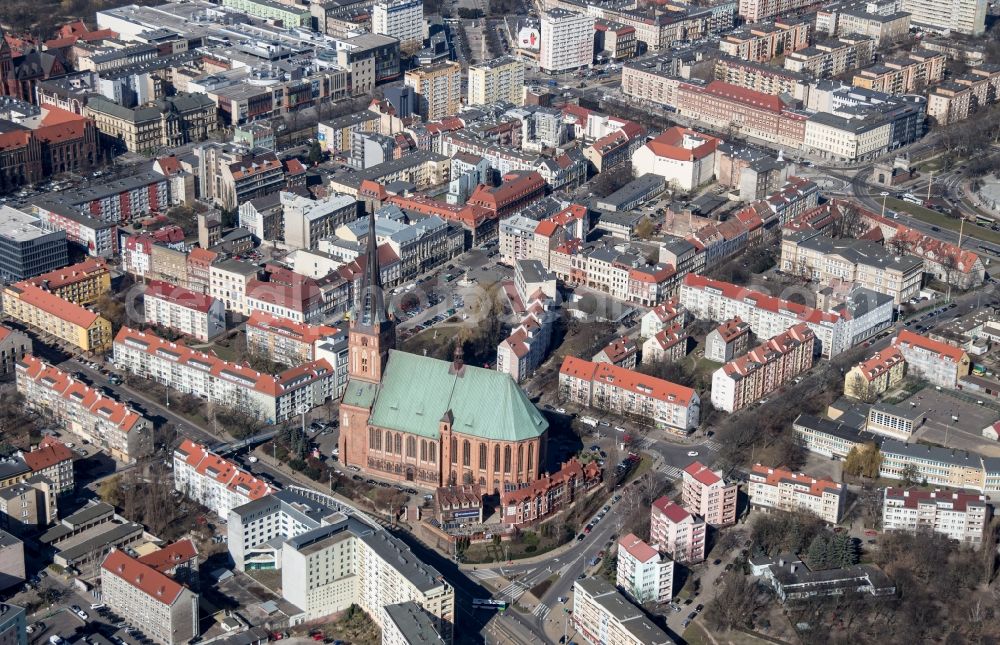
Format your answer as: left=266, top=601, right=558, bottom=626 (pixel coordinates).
left=468, top=56, right=525, bottom=107
left=22, top=257, right=111, bottom=306
left=2, top=283, right=112, bottom=353
left=404, top=61, right=462, bottom=121
left=844, top=346, right=906, bottom=400
left=853, top=49, right=945, bottom=95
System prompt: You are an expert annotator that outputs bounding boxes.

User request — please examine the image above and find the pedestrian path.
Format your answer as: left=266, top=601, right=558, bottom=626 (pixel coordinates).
left=659, top=464, right=684, bottom=479
left=703, top=438, right=722, bottom=452
left=497, top=580, right=530, bottom=601
left=533, top=603, right=550, bottom=619
left=470, top=569, right=500, bottom=580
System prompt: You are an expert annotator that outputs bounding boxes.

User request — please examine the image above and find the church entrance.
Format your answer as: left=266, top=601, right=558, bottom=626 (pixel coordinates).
left=406, top=467, right=414, bottom=482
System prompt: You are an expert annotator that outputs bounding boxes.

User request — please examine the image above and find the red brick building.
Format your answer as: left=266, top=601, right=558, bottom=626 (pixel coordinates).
left=499, top=457, right=602, bottom=528
left=468, top=171, right=547, bottom=219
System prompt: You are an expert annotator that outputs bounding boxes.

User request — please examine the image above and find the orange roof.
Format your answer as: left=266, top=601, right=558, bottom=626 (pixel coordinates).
left=137, top=539, right=198, bottom=573
left=175, top=439, right=274, bottom=501
left=23, top=436, right=73, bottom=472
left=0, top=325, right=10, bottom=342
left=21, top=257, right=108, bottom=291
left=893, top=330, right=967, bottom=364
left=683, top=273, right=840, bottom=324
left=534, top=219, right=558, bottom=237
left=246, top=310, right=339, bottom=345
left=643, top=126, right=721, bottom=162
left=145, top=280, right=219, bottom=313
left=714, top=317, right=750, bottom=343
left=17, top=355, right=143, bottom=433
left=155, top=155, right=182, bottom=176
left=683, top=461, right=721, bottom=487
left=853, top=346, right=905, bottom=382
left=7, top=283, right=102, bottom=329
left=619, top=533, right=660, bottom=563
left=722, top=324, right=814, bottom=379
left=561, top=356, right=697, bottom=406
left=650, top=297, right=683, bottom=323
left=188, top=247, right=218, bottom=266
left=499, top=457, right=599, bottom=504
left=102, top=549, right=184, bottom=605
left=750, top=464, right=842, bottom=497
left=651, top=323, right=685, bottom=350
left=703, top=80, right=784, bottom=112
left=652, top=497, right=696, bottom=524
left=551, top=204, right=588, bottom=227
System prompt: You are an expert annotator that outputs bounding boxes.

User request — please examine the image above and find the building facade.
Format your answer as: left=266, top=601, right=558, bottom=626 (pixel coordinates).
left=681, top=461, right=737, bottom=527
left=749, top=464, right=846, bottom=524
left=2, top=283, right=111, bottom=353
left=540, top=10, right=595, bottom=73
left=891, top=330, right=970, bottom=388
left=882, top=488, right=991, bottom=546
left=468, top=57, right=525, bottom=107
left=616, top=534, right=674, bottom=604
left=143, top=280, right=225, bottom=342
left=650, top=497, right=706, bottom=563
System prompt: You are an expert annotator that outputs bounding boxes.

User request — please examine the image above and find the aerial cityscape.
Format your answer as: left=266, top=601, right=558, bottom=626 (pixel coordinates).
left=0, top=0, right=999, bottom=642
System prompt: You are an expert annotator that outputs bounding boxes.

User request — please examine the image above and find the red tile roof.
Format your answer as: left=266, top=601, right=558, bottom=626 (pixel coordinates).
left=102, top=549, right=184, bottom=605
left=145, top=280, right=219, bottom=314
left=750, top=464, right=842, bottom=497
left=893, top=330, right=967, bottom=364
left=175, top=439, right=274, bottom=501
left=703, top=80, right=783, bottom=112
left=137, top=539, right=198, bottom=573
left=683, top=273, right=840, bottom=324
left=853, top=346, right=905, bottom=382
left=22, top=258, right=108, bottom=291
left=534, top=219, right=558, bottom=237
left=619, top=533, right=660, bottom=562
left=883, top=487, right=986, bottom=511
left=7, top=283, right=102, bottom=328
left=644, top=126, right=721, bottom=162
left=714, top=317, right=750, bottom=343
left=246, top=311, right=339, bottom=345
left=561, top=356, right=697, bottom=406
left=652, top=496, right=695, bottom=523
left=722, top=324, right=814, bottom=379
left=23, top=436, right=73, bottom=472
left=683, top=461, right=721, bottom=487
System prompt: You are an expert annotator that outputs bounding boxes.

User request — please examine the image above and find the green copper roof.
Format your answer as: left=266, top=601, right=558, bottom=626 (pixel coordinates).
left=342, top=379, right=378, bottom=409
left=368, top=350, right=548, bottom=442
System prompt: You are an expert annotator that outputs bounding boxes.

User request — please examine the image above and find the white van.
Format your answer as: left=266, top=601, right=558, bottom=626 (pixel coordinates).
left=581, top=416, right=598, bottom=427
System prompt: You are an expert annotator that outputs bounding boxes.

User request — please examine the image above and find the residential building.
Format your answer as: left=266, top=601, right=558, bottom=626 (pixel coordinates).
left=740, top=0, right=818, bottom=22
left=173, top=440, right=274, bottom=520
left=143, top=280, right=225, bottom=342
left=282, top=192, right=358, bottom=251
left=583, top=122, right=646, bottom=174
left=853, top=50, right=946, bottom=94
left=372, top=0, right=423, bottom=50
left=220, top=0, right=310, bottom=26
left=0, top=326, right=31, bottom=378
left=337, top=33, right=402, bottom=95
left=640, top=298, right=687, bottom=339
left=573, top=577, right=673, bottom=645
left=817, top=2, right=911, bottom=45
left=209, top=259, right=260, bottom=317
left=616, top=534, right=674, bottom=605
left=540, top=10, right=595, bottom=73
left=560, top=357, right=700, bottom=432
left=496, top=265, right=558, bottom=384
left=100, top=549, right=199, bottom=645
left=22, top=437, right=74, bottom=495
left=318, top=111, right=381, bottom=155
left=467, top=171, right=547, bottom=219
left=682, top=461, right=737, bottom=527
left=650, top=497, right=706, bottom=563
left=20, top=258, right=109, bottom=306
left=468, top=57, right=525, bottom=107
left=404, top=62, right=461, bottom=121
left=34, top=170, right=169, bottom=224
left=714, top=57, right=812, bottom=104
left=0, top=533, right=25, bottom=592
left=784, top=37, right=875, bottom=79
left=879, top=439, right=986, bottom=491
left=882, top=488, right=991, bottom=546
left=680, top=273, right=893, bottom=358
left=16, top=355, right=152, bottom=463
left=246, top=268, right=328, bottom=324
left=2, top=283, right=111, bottom=353
left=0, top=480, right=56, bottom=534
left=891, top=330, right=970, bottom=388
left=194, top=144, right=287, bottom=212
left=594, top=21, right=637, bottom=61
left=84, top=94, right=217, bottom=153
left=593, top=337, right=639, bottom=370
left=711, top=324, right=816, bottom=413
left=704, top=317, right=752, bottom=363
left=383, top=602, right=447, bottom=645
left=499, top=458, right=602, bottom=527
left=780, top=232, right=923, bottom=304
left=927, top=66, right=1000, bottom=126
left=748, top=464, right=846, bottom=524
left=900, top=0, right=986, bottom=35
left=238, top=192, right=285, bottom=242
left=642, top=324, right=688, bottom=366
left=0, top=206, right=68, bottom=282
left=719, top=19, right=812, bottom=62
left=632, top=127, right=721, bottom=191
left=844, top=347, right=906, bottom=400
left=245, top=311, right=340, bottom=367
left=114, top=327, right=337, bottom=424
left=27, top=200, right=117, bottom=259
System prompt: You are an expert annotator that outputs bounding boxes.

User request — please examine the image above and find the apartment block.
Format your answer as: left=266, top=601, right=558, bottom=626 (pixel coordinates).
left=384, top=602, right=447, bottom=645
left=245, top=311, right=340, bottom=367
left=844, top=346, right=906, bottom=400
left=559, top=357, right=700, bottom=432
left=682, top=461, right=737, bottom=527
left=650, top=497, right=706, bottom=563
left=853, top=50, right=946, bottom=95
left=209, top=259, right=260, bottom=317
left=784, top=37, right=875, bottom=79
left=675, top=81, right=808, bottom=150
left=143, top=280, right=225, bottom=342
left=372, top=0, right=423, bottom=50
left=927, top=65, right=1000, bottom=126
left=21, top=258, right=110, bottom=306
left=404, top=62, right=462, bottom=121
left=780, top=232, right=923, bottom=304
left=891, top=330, right=970, bottom=388
left=114, top=328, right=337, bottom=424
left=468, top=57, right=525, bottom=107
left=818, top=4, right=912, bottom=45
left=705, top=317, right=751, bottom=363
left=719, top=19, right=812, bottom=62
left=640, top=297, right=687, bottom=339
left=711, top=324, right=816, bottom=413
left=901, top=0, right=986, bottom=35
left=740, top=0, right=818, bottom=23
left=282, top=191, right=358, bottom=251
left=0, top=326, right=32, bottom=378
left=101, top=549, right=199, bottom=645
left=749, top=464, right=846, bottom=524
left=540, top=10, right=595, bottom=73
left=22, top=437, right=74, bottom=495
left=173, top=440, right=274, bottom=520
left=713, top=57, right=812, bottom=103
left=194, top=144, right=287, bottom=212
left=792, top=413, right=880, bottom=459
left=616, top=534, right=674, bottom=604
left=573, top=577, right=672, bottom=645
left=3, top=283, right=111, bottom=353
left=641, top=324, right=687, bottom=365
left=16, top=355, right=152, bottom=463
left=882, top=488, right=991, bottom=546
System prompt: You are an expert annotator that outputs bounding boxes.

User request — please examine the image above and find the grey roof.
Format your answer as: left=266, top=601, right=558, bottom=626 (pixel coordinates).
left=384, top=602, right=445, bottom=644
left=343, top=33, right=400, bottom=50
left=516, top=258, right=554, bottom=284
left=213, top=259, right=261, bottom=276
left=0, top=530, right=21, bottom=548
left=54, top=521, right=144, bottom=563
left=793, top=413, right=879, bottom=443
left=358, top=529, right=448, bottom=593
left=320, top=110, right=379, bottom=131
left=835, top=287, right=893, bottom=319
left=595, top=173, right=665, bottom=210
left=86, top=93, right=215, bottom=123
left=870, top=401, right=922, bottom=420
left=45, top=169, right=164, bottom=204
left=0, top=459, right=30, bottom=481
left=231, top=489, right=332, bottom=529
left=332, top=150, right=449, bottom=190
left=797, top=235, right=922, bottom=273
left=880, top=438, right=983, bottom=468
left=598, top=210, right=644, bottom=229
left=982, top=457, right=1000, bottom=474
left=574, top=577, right=674, bottom=644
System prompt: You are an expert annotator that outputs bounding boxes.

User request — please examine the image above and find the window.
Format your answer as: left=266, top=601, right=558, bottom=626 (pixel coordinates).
left=406, top=436, right=416, bottom=459
left=394, top=434, right=402, bottom=454
left=479, top=443, right=487, bottom=470
left=451, top=437, right=458, bottom=464
left=463, top=440, right=471, bottom=467
left=420, top=440, right=427, bottom=462
left=528, top=444, right=534, bottom=475
left=504, top=446, right=511, bottom=473
left=517, top=445, right=523, bottom=476
left=429, top=443, right=437, bottom=463
left=385, top=430, right=393, bottom=453
left=494, top=444, right=500, bottom=471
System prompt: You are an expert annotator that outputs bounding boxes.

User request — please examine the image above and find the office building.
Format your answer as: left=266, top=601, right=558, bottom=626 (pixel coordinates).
left=682, top=462, right=737, bottom=527
left=616, top=534, right=674, bottom=605
left=650, top=497, right=706, bottom=563
left=573, top=577, right=673, bottom=645
left=468, top=57, right=525, bottom=107
left=0, top=206, right=68, bottom=282
left=282, top=191, right=358, bottom=251
left=404, top=62, right=462, bottom=121
left=85, top=94, right=217, bottom=153
left=749, top=464, right=846, bottom=524
left=373, top=0, right=424, bottom=50
left=882, top=488, right=991, bottom=546
left=383, top=602, right=447, bottom=645
left=540, top=10, right=595, bottom=74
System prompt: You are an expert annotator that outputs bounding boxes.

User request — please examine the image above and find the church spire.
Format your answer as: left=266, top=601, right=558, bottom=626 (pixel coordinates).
left=358, top=212, right=388, bottom=328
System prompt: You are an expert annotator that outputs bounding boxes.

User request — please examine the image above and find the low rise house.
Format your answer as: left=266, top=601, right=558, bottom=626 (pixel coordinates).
left=592, top=337, right=639, bottom=370
left=40, top=502, right=143, bottom=579
left=754, top=554, right=895, bottom=602
left=642, top=324, right=688, bottom=365
left=844, top=347, right=906, bottom=400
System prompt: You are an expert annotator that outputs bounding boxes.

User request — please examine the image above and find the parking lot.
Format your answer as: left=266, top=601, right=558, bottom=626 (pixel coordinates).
left=907, top=388, right=1000, bottom=457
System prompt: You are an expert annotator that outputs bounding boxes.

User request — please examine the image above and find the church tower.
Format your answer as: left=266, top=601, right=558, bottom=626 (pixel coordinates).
left=347, top=211, right=395, bottom=384
left=0, top=31, right=13, bottom=96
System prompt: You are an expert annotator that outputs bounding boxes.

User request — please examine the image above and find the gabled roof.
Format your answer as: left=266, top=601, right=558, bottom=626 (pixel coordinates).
left=893, top=330, right=967, bottom=364
left=6, top=283, right=102, bottom=328
left=683, top=461, right=722, bottom=486
left=136, top=539, right=198, bottom=573
left=652, top=496, right=696, bottom=524
left=643, top=126, right=721, bottom=162
left=23, top=436, right=73, bottom=472
left=750, top=464, right=842, bottom=497
left=101, top=549, right=184, bottom=606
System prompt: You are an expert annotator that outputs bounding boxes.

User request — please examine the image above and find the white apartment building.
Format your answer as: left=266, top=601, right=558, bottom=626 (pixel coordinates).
left=113, top=327, right=337, bottom=423
left=209, top=259, right=259, bottom=316
left=227, top=490, right=454, bottom=641
left=882, top=488, right=992, bottom=546
left=282, top=191, right=358, bottom=251
left=245, top=310, right=341, bottom=367
left=891, top=330, right=970, bottom=388
left=16, top=354, right=153, bottom=463
left=682, top=461, right=738, bottom=527
left=616, top=534, right=674, bottom=604
left=101, top=549, right=199, bottom=645
left=640, top=298, right=687, bottom=339
left=901, top=0, right=986, bottom=35
left=384, top=602, right=447, bottom=645
left=680, top=273, right=894, bottom=358
left=372, top=0, right=424, bottom=50
left=803, top=112, right=892, bottom=163
left=144, top=280, right=225, bottom=342
left=468, top=57, right=525, bottom=107
left=173, top=439, right=275, bottom=520
left=573, top=577, right=673, bottom=645
left=749, top=464, right=846, bottom=524
left=650, top=497, right=706, bottom=563
left=540, top=10, right=595, bottom=73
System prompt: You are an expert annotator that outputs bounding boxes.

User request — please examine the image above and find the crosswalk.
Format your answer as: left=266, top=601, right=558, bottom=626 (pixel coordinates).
left=470, top=569, right=500, bottom=580
left=659, top=464, right=684, bottom=479
left=533, top=603, right=550, bottom=619
left=702, top=438, right=723, bottom=452
left=497, top=580, right=530, bottom=601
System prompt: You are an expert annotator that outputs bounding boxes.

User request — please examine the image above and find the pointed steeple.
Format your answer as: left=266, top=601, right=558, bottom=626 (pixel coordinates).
left=358, top=212, right=388, bottom=328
